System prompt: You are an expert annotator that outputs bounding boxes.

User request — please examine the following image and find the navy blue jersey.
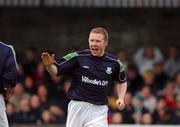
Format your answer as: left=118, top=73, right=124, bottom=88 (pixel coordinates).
left=0, top=42, right=18, bottom=93
left=54, top=49, right=126, bottom=105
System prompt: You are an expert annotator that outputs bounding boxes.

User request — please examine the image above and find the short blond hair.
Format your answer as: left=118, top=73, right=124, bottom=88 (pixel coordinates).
left=90, top=27, right=109, bottom=43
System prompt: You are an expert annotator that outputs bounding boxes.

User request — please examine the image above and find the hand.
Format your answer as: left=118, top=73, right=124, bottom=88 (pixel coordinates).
left=41, top=52, right=55, bottom=67
left=116, top=99, right=125, bottom=110
left=5, top=87, right=14, bottom=99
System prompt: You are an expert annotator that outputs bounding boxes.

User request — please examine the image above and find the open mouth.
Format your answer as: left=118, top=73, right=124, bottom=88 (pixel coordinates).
left=92, top=48, right=98, bottom=52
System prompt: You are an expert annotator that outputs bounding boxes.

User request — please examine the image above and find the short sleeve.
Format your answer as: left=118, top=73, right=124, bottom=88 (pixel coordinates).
left=54, top=52, right=78, bottom=76
left=113, top=60, right=126, bottom=83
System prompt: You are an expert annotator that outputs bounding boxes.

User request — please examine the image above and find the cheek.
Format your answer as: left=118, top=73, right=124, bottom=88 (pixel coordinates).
left=99, top=44, right=106, bottom=49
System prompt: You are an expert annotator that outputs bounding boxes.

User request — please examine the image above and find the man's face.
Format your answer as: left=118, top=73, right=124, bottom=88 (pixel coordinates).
left=89, top=33, right=107, bottom=57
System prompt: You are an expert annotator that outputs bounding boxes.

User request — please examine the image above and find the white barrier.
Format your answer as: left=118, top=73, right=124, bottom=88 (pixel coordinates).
left=12, top=124, right=180, bottom=127
left=110, top=125, right=179, bottom=127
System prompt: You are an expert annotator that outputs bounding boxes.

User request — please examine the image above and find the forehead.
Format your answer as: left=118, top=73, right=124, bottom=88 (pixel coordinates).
left=89, top=33, right=105, bottom=40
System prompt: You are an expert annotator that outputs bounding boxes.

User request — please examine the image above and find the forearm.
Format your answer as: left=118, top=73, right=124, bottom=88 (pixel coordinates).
left=46, top=64, right=58, bottom=77
left=117, top=82, right=127, bottom=100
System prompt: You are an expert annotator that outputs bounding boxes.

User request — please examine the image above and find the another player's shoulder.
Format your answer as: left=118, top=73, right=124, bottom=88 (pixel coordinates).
left=63, top=49, right=90, bottom=60
left=0, top=41, right=9, bottom=49
left=0, top=41, right=13, bottom=52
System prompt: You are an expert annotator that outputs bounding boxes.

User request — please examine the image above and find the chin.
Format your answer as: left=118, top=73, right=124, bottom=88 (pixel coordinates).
left=92, top=53, right=98, bottom=56
left=91, top=52, right=98, bottom=56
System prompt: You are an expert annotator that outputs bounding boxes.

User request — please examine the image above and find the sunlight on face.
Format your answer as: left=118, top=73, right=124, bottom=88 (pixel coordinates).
left=88, top=33, right=107, bottom=57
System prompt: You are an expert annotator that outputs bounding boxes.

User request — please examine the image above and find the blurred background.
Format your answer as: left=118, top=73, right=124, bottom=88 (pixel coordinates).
left=0, top=0, right=180, bottom=127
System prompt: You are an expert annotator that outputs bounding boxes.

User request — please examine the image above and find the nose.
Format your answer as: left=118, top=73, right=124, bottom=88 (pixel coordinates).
left=91, top=41, right=96, bottom=46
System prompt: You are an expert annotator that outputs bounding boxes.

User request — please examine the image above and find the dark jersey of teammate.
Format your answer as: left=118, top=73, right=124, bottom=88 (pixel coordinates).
left=0, top=42, right=17, bottom=94
left=55, top=49, right=126, bottom=105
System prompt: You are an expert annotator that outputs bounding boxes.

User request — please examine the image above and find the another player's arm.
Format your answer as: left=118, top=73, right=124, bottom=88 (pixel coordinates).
left=3, top=46, right=18, bottom=98
left=41, top=52, right=57, bottom=77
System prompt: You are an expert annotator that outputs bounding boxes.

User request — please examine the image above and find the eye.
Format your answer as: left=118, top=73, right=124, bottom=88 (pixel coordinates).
left=89, top=39, right=94, bottom=42
left=96, top=40, right=101, bottom=43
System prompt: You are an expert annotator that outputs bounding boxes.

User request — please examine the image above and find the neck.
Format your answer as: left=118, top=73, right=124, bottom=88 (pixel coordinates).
left=98, top=51, right=105, bottom=57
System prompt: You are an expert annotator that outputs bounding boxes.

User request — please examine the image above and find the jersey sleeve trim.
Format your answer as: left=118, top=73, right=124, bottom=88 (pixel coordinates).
left=54, top=52, right=78, bottom=66
left=117, top=59, right=125, bottom=72
left=63, top=52, right=78, bottom=60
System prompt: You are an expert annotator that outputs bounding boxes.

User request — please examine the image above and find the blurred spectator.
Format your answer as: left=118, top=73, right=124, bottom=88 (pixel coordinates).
left=49, top=104, right=66, bottom=123
left=133, top=46, right=164, bottom=75
left=59, top=78, right=71, bottom=113
left=117, top=49, right=128, bottom=68
left=153, top=62, right=168, bottom=90
left=156, top=108, right=179, bottom=124
left=137, top=86, right=157, bottom=113
left=45, top=75, right=63, bottom=100
left=152, top=98, right=167, bottom=124
left=132, top=95, right=149, bottom=124
left=37, top=85, right=49, bottom=107
left=34, top=62, right=47, bottom=86
left=23, top=46, right=38, bottom=76
left=30, top=94, right=42, bottom=123
left=175, top=95, right=180, bottom=118
left=142, top=71, right=159, bottom=94
left=15, top=97, right=36, bottom=123
left=6, top=102, right=16, bottom=124
left=41, top=110, right=55, bottom=124
left=164, top=46, right=180, bottom=78
left=141, top=113, right=153, bottom=124
left=160, top=82, right=177, bottom=109
left=111, top=112, right=123, bottom=124
left=24, top=75, right=36, bottom=94
left=126, top=64, right=143, bottom=94
left=174, top=71, right=180, bottom=95
left=9, top=82, right=30, bottom=111
left=121, top=92, right=135, bottom=124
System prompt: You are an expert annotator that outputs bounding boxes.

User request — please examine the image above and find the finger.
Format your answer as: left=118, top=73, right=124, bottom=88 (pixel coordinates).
left=42, top=52, right=50, bottom=57
left=52, top=54, right=55, bottom=59
left=52, top=54, right=55, bottom=62
left=42, top=52, right=48, bottom=56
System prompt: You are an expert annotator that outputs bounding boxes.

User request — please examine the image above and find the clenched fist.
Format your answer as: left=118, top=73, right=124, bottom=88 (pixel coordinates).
left=41, top=52, right=55, bottom=67
left=116, top=99, right=125, bottom=110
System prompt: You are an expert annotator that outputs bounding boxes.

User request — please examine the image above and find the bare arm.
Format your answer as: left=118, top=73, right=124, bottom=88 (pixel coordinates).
left=116, top=81, right=127, bottom=110
left=117, top=81, right=127, bottom=100
left=46, top=64, right=58, bottom=77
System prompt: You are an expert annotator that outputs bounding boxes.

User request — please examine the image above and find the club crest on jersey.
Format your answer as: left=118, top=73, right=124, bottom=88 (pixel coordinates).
left=106, top=67, right=112, bottom=74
